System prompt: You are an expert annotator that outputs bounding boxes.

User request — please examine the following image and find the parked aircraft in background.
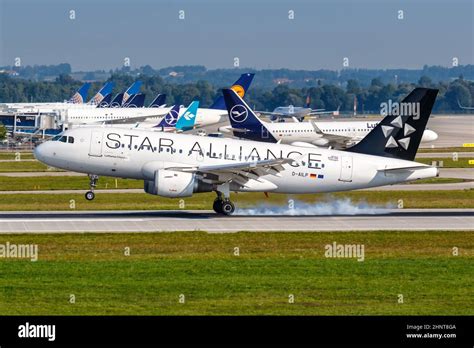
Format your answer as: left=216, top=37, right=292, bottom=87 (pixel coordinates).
left=0, top=82, right=116, bottom=112
left=221, top=90, right=438, bottom=148
left=34, top=88, right=439, bottom=215
left=58, top=73, right=255, bottom=128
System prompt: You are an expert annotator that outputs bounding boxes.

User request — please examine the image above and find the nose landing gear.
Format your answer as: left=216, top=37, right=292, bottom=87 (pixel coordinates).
left=85, top=174, right=99, bottom=201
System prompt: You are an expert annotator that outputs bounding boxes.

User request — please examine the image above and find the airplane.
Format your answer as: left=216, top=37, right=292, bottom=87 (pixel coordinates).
left=57, top=73, right=255, bottom=128
left=457, top=99, right=474, bottom=110
left=208, top=73, right=255, bottom=110
left=221, top=92, right=438, bottom=148
left=34, top=87, right=439, bottom=216
left=153, top=105, right=181, bottom=130
left=258, top=96, right=340, bottom=122
left=108, top=81, right=143, bottom=107
left=123, top=94, right=146, bottom=108
left=149, top=94, right=167, bottom=108
left=97, top=93, right=113, bottom=108
left=0, top=82, right=115, bottom=112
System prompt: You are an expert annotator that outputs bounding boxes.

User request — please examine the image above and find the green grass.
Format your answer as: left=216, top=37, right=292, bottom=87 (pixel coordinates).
left=0, top=176, right=143, bottom=191
left=0, top=152, right=34, bottom=160
left=0, top=231, right=472, bottom=315
left=418, top=146, right=474, bottom=153
left=0, top=175, right=468, bottom=191
left=407, top=177, right=469, bottom=184
left=416, top=157, right=473, bottom=168
left=0, top=160, right=62, bottom=172
left=0, top=190, right=471, bottom=210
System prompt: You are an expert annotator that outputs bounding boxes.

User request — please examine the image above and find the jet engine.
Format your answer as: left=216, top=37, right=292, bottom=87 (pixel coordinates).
left=144, top=169, right=195, bottom=198
left=311, top=138, right=330, bottom=147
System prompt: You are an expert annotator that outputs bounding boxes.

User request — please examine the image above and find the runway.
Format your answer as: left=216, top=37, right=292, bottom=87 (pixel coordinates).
left=0, top=209, right=472, bottom=233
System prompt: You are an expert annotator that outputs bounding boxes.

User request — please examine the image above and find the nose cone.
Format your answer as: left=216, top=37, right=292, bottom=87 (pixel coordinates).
left=34, top=141, right=55, bottom=166
left=33, top=143, right=45, bottom=162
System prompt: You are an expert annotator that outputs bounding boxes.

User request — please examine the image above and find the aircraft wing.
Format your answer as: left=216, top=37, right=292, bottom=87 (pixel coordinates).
left=166, top=158, right=293, bottom=185
left=310, top=121, right=353, bottom=146
left=255, top=111, right=288, bottom=117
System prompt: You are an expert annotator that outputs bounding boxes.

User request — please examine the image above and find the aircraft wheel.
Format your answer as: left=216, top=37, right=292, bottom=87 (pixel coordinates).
left=213, top=199, right=223, bottom=214
left=85, top=191, right=95, bottom=201
left=221, top=200, right=235, bottom=216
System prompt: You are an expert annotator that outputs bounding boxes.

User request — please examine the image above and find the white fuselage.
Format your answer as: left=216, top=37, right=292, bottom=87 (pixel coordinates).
left=34, top=127, right=437, bottom=195
left=55, top=106, right=224, bottom=128
left=264, top=120, right=437, bottom=145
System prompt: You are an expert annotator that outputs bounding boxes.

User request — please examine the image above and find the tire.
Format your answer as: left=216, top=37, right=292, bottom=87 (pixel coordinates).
left=213, top=199, right=223, bottom=214
left=85, top=191, right=95, bottom=201
left=221, top=201, right=235, bottom=216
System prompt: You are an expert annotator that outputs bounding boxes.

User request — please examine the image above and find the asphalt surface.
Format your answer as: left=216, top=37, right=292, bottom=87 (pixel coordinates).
left=0, top=209, right=472, bottom=233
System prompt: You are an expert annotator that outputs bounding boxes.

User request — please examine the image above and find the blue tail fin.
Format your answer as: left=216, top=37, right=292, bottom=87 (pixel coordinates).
left=89, top=82, right=114, bottom=105
left=222, top=88, right=276, bottom=143
left=210, top=73, right=255, bottom=110
left=149, top=94, right=167, bottom=107
left=154, top=105, right=181, bottom=128
left=123, top=81, right=142, bottom=104
left=175, top=101, right=199, bottom=131
left=109, top=93, right=124, bottom=107
left=68, top=83, right=91, bottom=104
left=124, top=93, right=145, bottom=108
left=96, top=93, right=113, bottom=108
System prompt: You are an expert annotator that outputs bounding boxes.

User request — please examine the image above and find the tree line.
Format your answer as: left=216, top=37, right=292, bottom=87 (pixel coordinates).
left=0, top=73, right=473, bottom=113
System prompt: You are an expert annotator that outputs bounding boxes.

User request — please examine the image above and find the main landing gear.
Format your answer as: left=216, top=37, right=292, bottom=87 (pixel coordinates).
left=213, top=186, right=235, bottom=216
left=85, top=174, right=99, bottom=201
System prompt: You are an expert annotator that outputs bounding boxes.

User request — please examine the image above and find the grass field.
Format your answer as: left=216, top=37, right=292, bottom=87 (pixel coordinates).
left=416, top=157, right=473, bottom=168
left=0, top=175, right=469, bottom=191
left=0, top=176, right=142, bottom=191
left=0, top=160, right=61, bottom=172
left=0, top=152, right=35, bottom=160
left=0, top=231, right=472, bottom=315
left=418, top=146, right=474, bottom=153
left=0, top=190, right=471, bottom=210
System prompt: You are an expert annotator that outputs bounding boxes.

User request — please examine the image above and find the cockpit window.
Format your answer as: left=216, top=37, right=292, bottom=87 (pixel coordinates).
left=59, top=136, right=67, bottom=143
left=52, top=135, right=61, bottom=141
left=68, top=137, right=74, bottom=144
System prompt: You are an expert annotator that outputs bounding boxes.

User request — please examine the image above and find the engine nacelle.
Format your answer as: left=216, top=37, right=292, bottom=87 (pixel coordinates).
left=311, top=138, right=330, bottom=147
left=144, top=169, right=195, bottom=198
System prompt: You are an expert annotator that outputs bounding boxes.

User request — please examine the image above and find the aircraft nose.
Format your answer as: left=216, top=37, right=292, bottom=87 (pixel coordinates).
left=34, top=142, right=54, bottom=165
left=33, top=143, right=45, bottom=162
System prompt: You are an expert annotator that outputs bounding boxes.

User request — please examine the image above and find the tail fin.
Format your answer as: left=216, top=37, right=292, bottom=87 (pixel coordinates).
left=222, top=88, right=276, bottom=143
left=109, top=93, right=124, bottom=107
left=175, top=101, right=199, bottom=131
left=68, top=83, right=91, bottom=104
left=149, top=94, right=167, bottom=107
left=89, top=82, right=114, bottom=105
left=210, top=73, right=255, bottom=110
left=96, top=93, right=113, bottom=108
left=346, top=88, right=438, bottom=161
left=123, top=93, right=145, bottom=108
left=154, top=105, right=181, bottom=128
left=123, top=81, right=143, bottom=104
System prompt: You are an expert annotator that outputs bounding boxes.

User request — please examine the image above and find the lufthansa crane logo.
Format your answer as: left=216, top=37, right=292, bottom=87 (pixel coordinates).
left=231, top=84, right=245, bottom=98
left=230, top=104, right=248, bottom=123
left=165, top=109, right=179, bottom=125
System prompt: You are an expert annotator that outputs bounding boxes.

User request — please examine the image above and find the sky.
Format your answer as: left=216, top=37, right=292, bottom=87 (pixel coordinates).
left=0, top=0, right=473, bottom=71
